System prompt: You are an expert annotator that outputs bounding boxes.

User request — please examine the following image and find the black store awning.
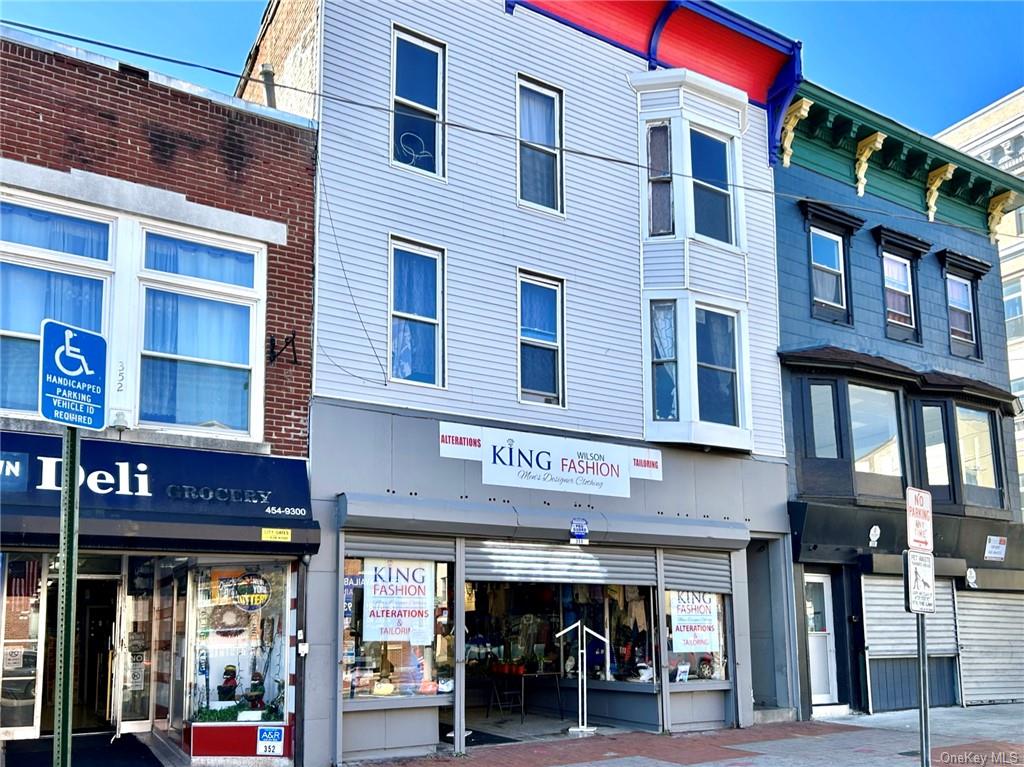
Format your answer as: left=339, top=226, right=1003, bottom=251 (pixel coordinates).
left=1, top=431, right=319, bottom=556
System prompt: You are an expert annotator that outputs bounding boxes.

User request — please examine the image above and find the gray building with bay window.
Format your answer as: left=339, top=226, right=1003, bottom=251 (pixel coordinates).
left=776, top=81, right=1024, bottom=719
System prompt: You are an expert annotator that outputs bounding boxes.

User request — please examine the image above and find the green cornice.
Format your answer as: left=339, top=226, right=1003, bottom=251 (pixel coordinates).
left=788, top=81, right=1024, bottom=232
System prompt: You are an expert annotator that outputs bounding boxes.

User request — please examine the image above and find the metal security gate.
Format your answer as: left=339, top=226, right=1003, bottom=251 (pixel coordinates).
left=957, top=590, right=1024, bottom=704
left=663, top=550, right=732, bottom=593
left=344, top=532, right=455, bottom=561
left=862, top=575, right=959, bottom=712
left=464, top=540, right=656, bottom=584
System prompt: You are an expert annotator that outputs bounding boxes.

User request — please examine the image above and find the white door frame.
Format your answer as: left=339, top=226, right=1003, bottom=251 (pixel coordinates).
left=804, top=573, right=839, bottom=705
left=0, top=554, right=50, bottom=741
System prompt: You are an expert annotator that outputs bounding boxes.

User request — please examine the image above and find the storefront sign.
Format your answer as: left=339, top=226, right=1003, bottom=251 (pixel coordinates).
left=439, top=422, right=662, bottom=498
left=0, top=431, right=317, bottom=552
left=984, top=535, right=1007, bottom=562
left=570, top=517, right=589, bottom=545
left=362, top=558, right=434, bottom=645
left=906, top=486, right=933, bottom=553
left=233, top=573, right=272, bottom=612
left=904, top=549, right=936, bottom=614
left=256, top=725, right=285, bottom=756
left=669, top=591, right=721, bottom=654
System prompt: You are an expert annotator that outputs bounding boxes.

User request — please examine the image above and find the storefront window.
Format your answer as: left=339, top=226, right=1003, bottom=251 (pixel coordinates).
left=190, top=563, right=288, bottom=722
left=0, top=553, right=45, bottom=729
left=464, top=583, right=655, bottom=685
left=343, top=558, right=454, bottom=698
left=665, top=590, right=728, bottom=682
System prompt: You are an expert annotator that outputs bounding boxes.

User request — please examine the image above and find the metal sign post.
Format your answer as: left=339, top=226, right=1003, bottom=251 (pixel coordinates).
left=555, top=620, right=609, bottom=736
left=904, top=487, right=934, bottom=767
left=38, top=320, right=108, bottom=767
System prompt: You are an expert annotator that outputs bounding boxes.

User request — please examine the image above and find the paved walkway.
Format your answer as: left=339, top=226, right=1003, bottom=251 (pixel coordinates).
left=351, top=705, right=1024, bottom=767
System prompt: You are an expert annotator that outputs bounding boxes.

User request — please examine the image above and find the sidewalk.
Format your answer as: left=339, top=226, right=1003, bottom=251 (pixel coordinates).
left=350, top=705, right=1024, bottom=767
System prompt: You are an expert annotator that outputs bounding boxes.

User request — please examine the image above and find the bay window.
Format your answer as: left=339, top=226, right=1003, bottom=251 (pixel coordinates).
left=689, top=130, right=733, bottom=244
left=517, top=77, right=563, bottom=213
left=391, top=27, right=445, bottom=176
left=0, top=192, right=266, bottom=439
left=390, top=239, right=443, bottom=386
left=848, top=384, right=902, bottom=479
left=956, top=406, right=997, bottom=490
left=519, top=272, right=563, bottom=405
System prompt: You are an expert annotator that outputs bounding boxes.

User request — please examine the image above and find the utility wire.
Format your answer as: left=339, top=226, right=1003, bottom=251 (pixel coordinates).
left=3, top=17, right=1022, bottom=246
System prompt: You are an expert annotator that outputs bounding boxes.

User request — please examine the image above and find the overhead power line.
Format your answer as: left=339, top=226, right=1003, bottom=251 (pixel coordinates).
left=2, top=18, right=1021, bottom=246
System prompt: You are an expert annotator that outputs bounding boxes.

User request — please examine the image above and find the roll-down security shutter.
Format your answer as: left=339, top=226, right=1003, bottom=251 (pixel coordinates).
left=344, top=533, right=455, bottom=562
left=957, top=590, right=1024, bottom=705
left=862, top=575, right=957, bottom=657
left=465, top=541, right=656, bottom=584
left=663, top=550, right=732, bottom=593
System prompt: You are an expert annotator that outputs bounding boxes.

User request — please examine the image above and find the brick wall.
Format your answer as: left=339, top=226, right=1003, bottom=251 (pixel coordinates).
left=237, top=0, right=319, bottom=119
left=0, top=39, right=316, bottom=457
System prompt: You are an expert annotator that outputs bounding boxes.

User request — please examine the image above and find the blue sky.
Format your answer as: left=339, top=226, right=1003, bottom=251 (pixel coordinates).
left=1, top=1, right=1021, bottom=134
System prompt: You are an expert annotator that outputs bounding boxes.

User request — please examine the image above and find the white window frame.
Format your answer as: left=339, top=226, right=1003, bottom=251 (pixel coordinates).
left=135, top=222, right=265, bottom=439
left=387, top=236, right=445, bottom=388
left=515, top=74, right=564, bottom=216
left=687, top=126, right=736, bottom=247
left=693, top=304, right=741, bottom=428
left=646, top=121, right=674, bottom=237
left=389, top=26, right=446, bottom=180
left=946, top=273, right=976, bottom=343
left=882, top=253, right=915, bottom=328
left=517, top=270, right=565, bottom=407
left=810, top=227, right=846, bottom=310
left=0, top=188, right=267, bottom=442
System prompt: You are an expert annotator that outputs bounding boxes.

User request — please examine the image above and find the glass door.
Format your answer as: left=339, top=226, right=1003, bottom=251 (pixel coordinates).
left=168, top=566, right=189, bottom=741
left=118, top=557, right=156, bottom=734
left=0, top=553, right=48, bottom=740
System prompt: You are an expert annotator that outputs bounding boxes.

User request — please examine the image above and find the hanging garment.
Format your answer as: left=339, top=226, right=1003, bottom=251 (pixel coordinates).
left=628, top=599, right=648, bottom=632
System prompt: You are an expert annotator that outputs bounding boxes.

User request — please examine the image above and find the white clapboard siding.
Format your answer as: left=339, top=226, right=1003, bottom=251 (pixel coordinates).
left=957, top=590, right=1024, bottom=704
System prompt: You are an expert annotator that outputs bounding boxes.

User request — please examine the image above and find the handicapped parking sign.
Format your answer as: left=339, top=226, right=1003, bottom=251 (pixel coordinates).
left=38, top=320, right=107, bottom=431
left=256, top=725, right=285, bottom=756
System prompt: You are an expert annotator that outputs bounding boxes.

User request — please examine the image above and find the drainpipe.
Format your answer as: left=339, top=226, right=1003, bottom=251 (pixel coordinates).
left=261, top=63, right=277, bottom=108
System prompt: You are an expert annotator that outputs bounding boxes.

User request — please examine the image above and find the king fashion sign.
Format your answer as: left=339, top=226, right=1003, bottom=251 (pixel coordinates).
left=439, top=422, right=662, bottom=498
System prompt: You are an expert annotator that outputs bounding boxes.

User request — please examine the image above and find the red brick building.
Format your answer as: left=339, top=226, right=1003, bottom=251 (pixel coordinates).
left=0, top=25, right=319, bottom=765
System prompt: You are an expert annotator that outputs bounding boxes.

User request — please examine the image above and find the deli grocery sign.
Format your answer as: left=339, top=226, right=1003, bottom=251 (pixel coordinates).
left=439, top=422, right=662, bottom=498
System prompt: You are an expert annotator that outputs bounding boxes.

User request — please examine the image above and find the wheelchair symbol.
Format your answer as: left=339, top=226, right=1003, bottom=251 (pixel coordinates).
left=54, top=328, right=95, bottom=377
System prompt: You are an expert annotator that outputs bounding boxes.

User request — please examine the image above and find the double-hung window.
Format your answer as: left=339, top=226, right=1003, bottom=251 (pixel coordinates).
left=810, top=228, right=845, bottom=310
left=883, top=254, right=914, bottom=328
left=517, top=77, right=562, bottom=213
left=695, top=308, right=738, bottom=426
left=946, top=275, right=975, bottom=344
left=390, top=240, right=443, bottom=386
left=519, top=273, right=562, bottom=405
left=139, top=233, right=257, bottom=432
left=1003, top=277, right=1023, bottom=341
left=647, top=124, right=673, bottom=236
left=650, top=301, right=678, bottom=420
left=0, top=201, right=109, bottom=412
left=689, top=130, right=732, bottom=244
left=391, top=28, right=445, bottom=176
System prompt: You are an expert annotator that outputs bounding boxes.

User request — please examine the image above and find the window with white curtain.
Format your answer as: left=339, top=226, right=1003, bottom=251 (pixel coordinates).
left=810, top=228, right=845, bottom=309
left=946, top=274, right=976, bottom=343
left=883, top=253, right=914, bottom=327
left=391, top=27, right=445, bottom=176
left=517, top=77, right=562, bottom=212
left=0, top=201, right=109, bottom=412
left=390, top=239, right=443, bottom=386
left=0, top=194, right=266, bottom=439
left=519, top=272, right=562, bottom=404
left=651, top=301, right=677, bottom=420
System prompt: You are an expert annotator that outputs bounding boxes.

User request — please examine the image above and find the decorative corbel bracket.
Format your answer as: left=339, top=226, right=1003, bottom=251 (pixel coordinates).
left=988, top=191, right=1018, bottom=244
left=855, top=132, right=886, bottom=197
left=925, top=163, right=956, bottom=222
left=781, top=97, right=813, bottom=168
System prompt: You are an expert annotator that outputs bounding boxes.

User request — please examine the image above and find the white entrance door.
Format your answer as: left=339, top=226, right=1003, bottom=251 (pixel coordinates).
left=804, top=574, right=838, bottom=705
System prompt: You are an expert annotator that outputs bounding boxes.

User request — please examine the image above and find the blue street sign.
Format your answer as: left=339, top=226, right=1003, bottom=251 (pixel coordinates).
left=38, top=320, right=107, bottom=431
